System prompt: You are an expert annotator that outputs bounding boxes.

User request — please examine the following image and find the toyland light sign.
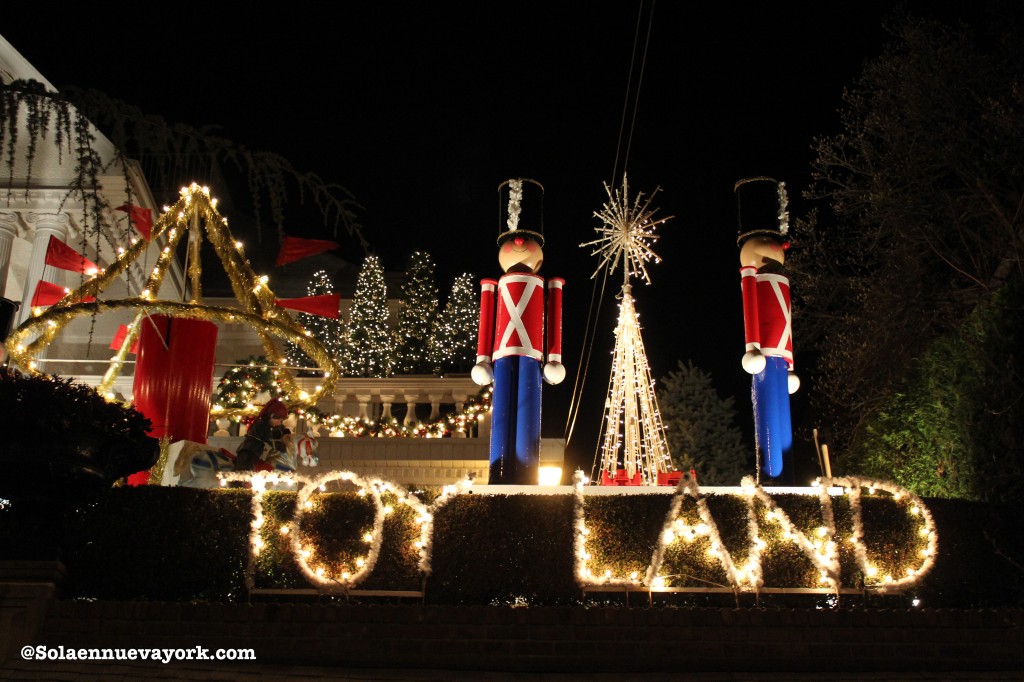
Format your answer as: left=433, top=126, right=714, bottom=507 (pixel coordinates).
left=219, top=470, right=937, bottom=595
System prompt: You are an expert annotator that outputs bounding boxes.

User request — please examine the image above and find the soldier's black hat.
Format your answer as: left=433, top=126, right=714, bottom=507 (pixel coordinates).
left=735, top=176, right=788, bottom=247
left=497, top=178, right=545, bottom=247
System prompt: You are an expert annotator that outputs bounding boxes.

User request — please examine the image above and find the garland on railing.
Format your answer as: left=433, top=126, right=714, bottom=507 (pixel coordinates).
left=291, top=386, right=492, bottom=439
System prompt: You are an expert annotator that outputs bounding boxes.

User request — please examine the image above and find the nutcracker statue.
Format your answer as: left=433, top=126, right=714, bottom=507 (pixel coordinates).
left=736, top=177, right=800, bottom=480
left=472, top=179, right=565, bottom=484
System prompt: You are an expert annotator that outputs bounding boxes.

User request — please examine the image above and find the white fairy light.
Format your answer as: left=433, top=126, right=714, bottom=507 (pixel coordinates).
left=226, top=469, right=937, bottom=600
left=594, top=286, right=672, bottom=484
left=584, top=176, right=674, bottom=486
left=572, top=472, right=938, bottom=597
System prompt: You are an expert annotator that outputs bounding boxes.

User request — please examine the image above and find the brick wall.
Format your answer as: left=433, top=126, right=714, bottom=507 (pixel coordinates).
left=34, top=601, right=1024, bottom=673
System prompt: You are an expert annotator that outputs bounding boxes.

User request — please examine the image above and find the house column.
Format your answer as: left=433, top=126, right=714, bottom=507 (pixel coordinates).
left=403, top=394, right=420, bottom=427
left=0, top=211, right=18, bottom=299
left=379, top=394, right=395, bottom=420
left=19, top=212, right=70, bottom=324
left=428, top=393, right=442, bottom=420
left=356, top=395, right=371, bottom=420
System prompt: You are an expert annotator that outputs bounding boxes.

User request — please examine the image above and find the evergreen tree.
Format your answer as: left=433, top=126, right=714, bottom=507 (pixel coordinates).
left=213, top=356, right=286, bottom=411
left=792, top=12, right=1024, bottom=457
left=342, top=255, right=396, bottom=377
left=657, top=360, right=750, bottom=485
left=394, top=252, right=439, bottom=374
left=284, top=269, right=345, bottom=372
left=428, top=273, right=478, bottom=374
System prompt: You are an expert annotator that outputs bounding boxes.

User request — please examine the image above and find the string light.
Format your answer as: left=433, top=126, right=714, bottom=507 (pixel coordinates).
left=574, top=472, right=938, bottom=595
left=222, top=469, right=935, bottom=597
left=221, top=469, right=473, bottom=592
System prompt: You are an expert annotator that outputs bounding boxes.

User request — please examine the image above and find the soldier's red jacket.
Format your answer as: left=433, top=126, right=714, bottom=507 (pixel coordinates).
left=740, top=265, right=793, bottom=367
left=477, top=273, right=563, bottom=364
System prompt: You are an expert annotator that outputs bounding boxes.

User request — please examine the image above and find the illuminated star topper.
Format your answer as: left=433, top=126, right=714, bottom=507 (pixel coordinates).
left=581, top=175, right=673, bottom=284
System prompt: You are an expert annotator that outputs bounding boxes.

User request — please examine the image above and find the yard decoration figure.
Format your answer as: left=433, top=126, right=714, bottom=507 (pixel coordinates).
left=736, top=177, right=799, bottom=480
left=472, top=179, right=564, bottom=484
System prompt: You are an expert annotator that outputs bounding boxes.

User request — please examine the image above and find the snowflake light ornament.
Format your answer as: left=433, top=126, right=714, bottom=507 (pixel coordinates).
left=582, top=175, right=672, bottom=284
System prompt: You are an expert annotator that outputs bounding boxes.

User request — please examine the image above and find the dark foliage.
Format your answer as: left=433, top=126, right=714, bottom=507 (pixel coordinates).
left=428, top=495, right=577, bottom=604
left=59, top=487, right=250, bottom=601
left=790, top=10, right=1024, bottom=500
left=0, top=370, right=158, bottom=497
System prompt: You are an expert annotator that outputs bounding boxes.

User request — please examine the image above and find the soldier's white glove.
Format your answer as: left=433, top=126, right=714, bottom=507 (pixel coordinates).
left=543, top=361, right=566, bottom=385
left=471, top=361, right=494, bottom=386
left=788, top=371, right=801, bottom=394
left=741, top=350, right=766, bottom=375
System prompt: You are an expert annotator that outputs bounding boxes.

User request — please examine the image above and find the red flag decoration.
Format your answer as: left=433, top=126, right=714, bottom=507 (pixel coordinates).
left=31, top=280, right=96, bottom=307
left=275, top=236, right=339, bottom=267
left=275, top=293, right=341, bottom=319
left=45, top=236, right=99, bottom=275
left=116, top=204, right=153, bottom=240
left=110, top=324, right=140, bottom=354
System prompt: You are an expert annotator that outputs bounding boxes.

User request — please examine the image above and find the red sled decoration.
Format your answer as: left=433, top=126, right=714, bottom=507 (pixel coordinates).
left=600, top=468, right=643, bottom=486
left=275, top=292, right=340, bottom=319
left=45, top=236, right=98, bottom=275
left=655, top=469, right=698, bottom=486
left=657, top=471, right=683, bottom=487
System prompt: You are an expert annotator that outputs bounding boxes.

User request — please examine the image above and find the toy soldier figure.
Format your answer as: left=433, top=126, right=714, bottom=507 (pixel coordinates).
left=736, top=177, right=799, bottom=480
left=472, top=179, right=565, bottom=484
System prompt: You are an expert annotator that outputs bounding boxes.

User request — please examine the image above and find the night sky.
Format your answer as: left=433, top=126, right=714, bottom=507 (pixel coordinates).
left=1, top=2, right=977, bottom=478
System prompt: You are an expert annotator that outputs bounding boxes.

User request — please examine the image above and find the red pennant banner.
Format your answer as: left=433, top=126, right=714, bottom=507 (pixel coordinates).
left=110, top=324, right=140, bottom=353
left=275, top=236, right=339, bottom=267
left=31, top=280, right=96, bottom=307
left=275, top=293, right=341, bottom=319
left=116, top=204, right=153, bottom=240
left=45, top=235, right=98, bottom=275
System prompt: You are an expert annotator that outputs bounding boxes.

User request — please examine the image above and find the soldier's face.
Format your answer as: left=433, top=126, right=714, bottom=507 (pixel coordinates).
left=499, top=236, right=544, bottom=273
left=739, top=237, right=785, bottom=268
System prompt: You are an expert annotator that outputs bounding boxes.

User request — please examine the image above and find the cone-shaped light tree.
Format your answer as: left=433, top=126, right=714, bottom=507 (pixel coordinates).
left=581, top=175, right=674, bottom=485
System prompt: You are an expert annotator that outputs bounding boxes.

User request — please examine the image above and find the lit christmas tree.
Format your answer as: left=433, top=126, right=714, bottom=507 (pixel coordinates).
left=342, top=255, right=396, bottom=377
left=394, top=251, right=439, bottom=374
left=582, top=175, right=674, bottom=484
left=428, top=272, right=478, bottom=374
left=285, top=269, right=346, bottom=372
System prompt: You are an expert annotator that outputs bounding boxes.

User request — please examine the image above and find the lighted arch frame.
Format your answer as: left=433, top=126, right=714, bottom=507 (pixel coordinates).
left=4, top=183, right=339, bottom=419
left=6, top=299, right=338, bottom=418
